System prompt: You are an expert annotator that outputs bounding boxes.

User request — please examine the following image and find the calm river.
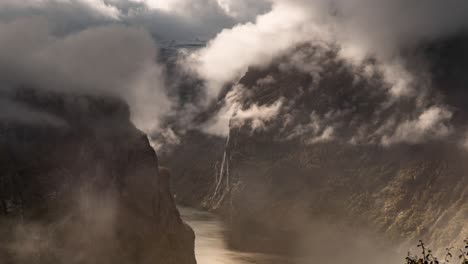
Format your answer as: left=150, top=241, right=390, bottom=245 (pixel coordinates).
left=178, top=206, right=296, bottom=264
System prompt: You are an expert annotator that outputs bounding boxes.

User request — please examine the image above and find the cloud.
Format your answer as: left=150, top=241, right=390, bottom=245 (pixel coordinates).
left=150, top=127, right=181, bottom=152
left=189, top=0, right=468, bottom=99
left=199, top=40, right=458, bottom=147
left=2, top=0, right=467, bottom=147
left=188, top=1, right=330, bottom=98
left=119, top=0, right=238, bottom=41
left=307, top=126, right=335, bottom=144
left=0, top=98, right=67, bottom=127
left=0, top=17, right=170, bottom=131
left=0, top=0, right=272, bottom=135
left=382, top=106, right=453, bottom=146
left=326, top=0, right=468, bottom=59
left=232, top=99, right=283, bottom=130
left=109, top=0, right=271, bottom=41
left=202, top=84, right=283, bottom=136
left=269, top=0, right=468, bottom=61
left=0, top=0, right=119, bottom=22
left=285, top=111, right=336, bottom=144
left=0, top=0, right=268, bottom=43
left=174, top=0, right=468, bottom=148
left=0, top=0, right=119, bottom=34
left=0, top=0, right=119, bottom=18
left=0, top=0, right=270, bottom=139
left=126, top=0, right=270, bottom=21
left=214, top=0, right=271, bottom=21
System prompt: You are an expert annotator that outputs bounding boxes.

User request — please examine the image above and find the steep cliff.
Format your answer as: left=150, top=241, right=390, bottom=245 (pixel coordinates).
left=0, top=88, right=196, bottom=264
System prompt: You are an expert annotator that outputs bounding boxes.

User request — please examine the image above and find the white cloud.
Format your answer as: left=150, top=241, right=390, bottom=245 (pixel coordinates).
left=0, top=17, right=171, bottom=132
left=129, top=0, right=183, bottom=12
left=307, top=126, right=335, bottom=144
left=188, top=0, right=468, bottom=102
left=232, top=100, right=283, bottom=130
left=151, top=127, right=181, bottom=152
left=382, top=106, right=453, bottom=146
left=215, top=0, right=271, bottom=20
left=126, top=0, right=270, bottom=20
left=202, top=85, right=283, bottom=136
left=188, top=1, right=331, bottom=99
left=2, top=0, right=467, bottom=147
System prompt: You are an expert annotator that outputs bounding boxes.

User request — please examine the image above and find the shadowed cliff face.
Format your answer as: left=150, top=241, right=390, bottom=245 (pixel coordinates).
left=164, top=37, right=468, bottom=261
left=0, top=88, right=196, bottom=264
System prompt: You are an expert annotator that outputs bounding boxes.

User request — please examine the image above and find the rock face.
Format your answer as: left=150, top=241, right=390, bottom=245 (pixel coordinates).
left=0, top=88, right=196, bottom=264
left=164, top=39, right=468, bottom=261
left=160, top=131, right=225, bottom=208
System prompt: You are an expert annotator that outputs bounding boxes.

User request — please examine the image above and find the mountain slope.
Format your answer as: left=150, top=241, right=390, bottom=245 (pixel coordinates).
left=0, top=88, right=196, bottom=264
left=165, top=39, right=468, bottom=261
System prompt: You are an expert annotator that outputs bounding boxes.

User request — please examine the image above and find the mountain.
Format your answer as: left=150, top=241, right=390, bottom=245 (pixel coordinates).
left=0, top=88, right=196, bottom=264
left=162, top=38, right=468, bottom=261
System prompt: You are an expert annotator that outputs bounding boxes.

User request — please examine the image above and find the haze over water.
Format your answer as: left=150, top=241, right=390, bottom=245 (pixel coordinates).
left=179, top=207, right=298, bottom=264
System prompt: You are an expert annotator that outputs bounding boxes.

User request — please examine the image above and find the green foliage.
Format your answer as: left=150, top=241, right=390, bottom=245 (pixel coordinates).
left=406, top=240, right=468, bottom=264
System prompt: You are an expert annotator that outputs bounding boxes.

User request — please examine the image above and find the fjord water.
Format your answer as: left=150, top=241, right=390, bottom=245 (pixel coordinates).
left=179, top=207, right=296, bottom=264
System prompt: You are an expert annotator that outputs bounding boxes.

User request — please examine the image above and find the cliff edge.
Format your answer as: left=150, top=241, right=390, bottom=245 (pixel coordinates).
left=0, top=88, right=196, bottom=264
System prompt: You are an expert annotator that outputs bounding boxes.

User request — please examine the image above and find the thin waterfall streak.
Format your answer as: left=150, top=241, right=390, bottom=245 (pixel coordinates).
left=226, top=154, right=230, bottom=189
left=212, top=151, right=226, bottom=199
left=212, top=129, right=231, bottom=201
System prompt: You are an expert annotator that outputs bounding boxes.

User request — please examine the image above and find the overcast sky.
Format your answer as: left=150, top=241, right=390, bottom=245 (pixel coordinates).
left=0, top=0, right=271, bottom=40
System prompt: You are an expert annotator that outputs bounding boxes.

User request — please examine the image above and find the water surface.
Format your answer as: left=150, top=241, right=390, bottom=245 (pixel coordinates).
left=179, top=206, right=295, bottom=264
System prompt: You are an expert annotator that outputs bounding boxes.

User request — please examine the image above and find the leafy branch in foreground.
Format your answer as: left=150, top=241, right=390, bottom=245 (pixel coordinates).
left=406, top=239, right=468, bottom=264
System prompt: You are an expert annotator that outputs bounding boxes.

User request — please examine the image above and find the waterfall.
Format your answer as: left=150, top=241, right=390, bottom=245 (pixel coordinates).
left=210, top=128, right=231, bottom=208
